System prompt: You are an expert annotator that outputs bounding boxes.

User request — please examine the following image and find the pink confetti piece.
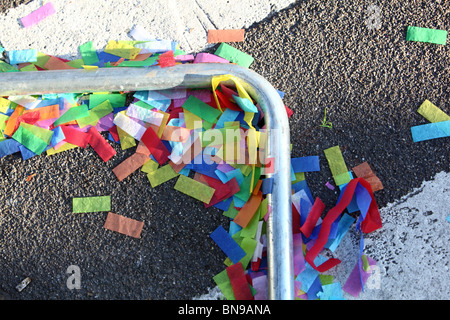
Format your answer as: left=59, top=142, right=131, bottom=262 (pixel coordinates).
left=193, top=52, right=229, bottom=64
left=20, top=2, right=56, bottom=28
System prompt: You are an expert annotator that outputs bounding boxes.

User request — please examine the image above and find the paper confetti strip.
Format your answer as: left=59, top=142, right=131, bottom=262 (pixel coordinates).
left=352, top=162, right=383, bottom=192
left=214, top=43, right=254, bottom=68
left=417, top=99, right=450, bottom=123
left=20, top=2, right=56, bottom=28
left=291, top=156, right=320, bottom=172
left=411, top=120, right=450, bottom=142
left=103, top=212, right=144, bottom=238
left=207, top=29, right=245, bottom=43
left=112, top=152, right=150, bottom=181
left=87, top=127, right=116, bottom=162
left=406, top=26, right=447, bottom=45
left=226, top=262, right=254, bottom=300
left=210, top=225, right=246, bottom=264
left=146, top=164, right=179, bottom=187
left=174, top=175, right=215, bottom=204
left=72, top=196, right=111, bottom=213
left=323, top=145, right=351, bottom=186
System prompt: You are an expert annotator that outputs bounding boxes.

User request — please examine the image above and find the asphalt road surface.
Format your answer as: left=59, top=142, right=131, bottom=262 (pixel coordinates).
left=0, top=0, right=448, bottom=300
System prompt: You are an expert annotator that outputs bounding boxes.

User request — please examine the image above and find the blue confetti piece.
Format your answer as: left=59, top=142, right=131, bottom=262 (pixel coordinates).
left=291, top=156, right=320, bottom=172
left=411, top=120, right=450, bottom=142
left=210, top=225, right=246, bottom=264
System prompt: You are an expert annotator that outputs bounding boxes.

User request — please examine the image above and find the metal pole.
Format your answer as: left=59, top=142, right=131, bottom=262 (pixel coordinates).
left=0, top=64, right=294, bottom=300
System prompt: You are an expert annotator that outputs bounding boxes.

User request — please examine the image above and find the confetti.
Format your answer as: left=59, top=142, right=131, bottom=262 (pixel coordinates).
left=20, top=2, right=56, bottom=28
left=214, top=43, right=254, bottom=68
left=207, top=29, right=245, bottom=43
left=406, top=26, right=447, bottom=45
left=72, top=196, right=111, bottom=213
left=103, top=212, right=144, bottom=238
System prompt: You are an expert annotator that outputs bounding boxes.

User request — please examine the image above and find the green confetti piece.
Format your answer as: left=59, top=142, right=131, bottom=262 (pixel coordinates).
left=20, top=123, right=53, bottom=144
left=174, top=175, right=215, bottom=204
left=223, top=201, right=239, bottom=219
left=182, top=95, right=222, bottom=124
left=324, top=145, right=351, bottom=186
left=79, top=41, right=100, bottom=65
left=12, top=125, right=49, bottom=155
left=213, top=269, right=235, bottom=300
left=146, top=164, right=179, bottom=187
left=118, top=56, right=158, bottom=67
left=417, top=99, right=450, bottom=123
left=361, top=254, right=370, bottom=272
left=19, top=64, right=38, bottom=72
left=0, top=60, right=19, bottom=72
left=116, top=126, right=136, bottom=150
left=334, top=171, right=353, bottom=186
left=66, top=59, right=84, bottom=69
left=141, top=159, right=159, bottom=173
left=406, top=26, right=447, bottom=45
left=259, top=197, right=268, bottom=220
left=292, top=172, right=305, bottom=184
left=77, top=100, right=113, bottom=128
left=34, top=52, right=51, bottom=69
left=0, top=114, right=10, bottom=131
left=89, top=93, right=126, bottom=109
left=239, top=237, right=257, bottom=269
left=214, top=43, right=254, bottom=68
left=72, top=196, right=111, bottom=213
left=53, top=105, right=90, bottom=126
left=319, top=274, right=334, bottom=286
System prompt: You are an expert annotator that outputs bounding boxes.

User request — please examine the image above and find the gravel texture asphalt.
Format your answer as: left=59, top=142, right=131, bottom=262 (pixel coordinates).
left=0, top=0, right=449, bottom=300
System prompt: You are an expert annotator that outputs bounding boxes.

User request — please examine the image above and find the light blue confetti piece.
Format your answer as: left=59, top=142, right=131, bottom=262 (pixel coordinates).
left=232, top=196, right=246, bottom=209
left=318, top=282, right=345, bottom=300
left=446, top=215, right=450, bottom=223
left=297, top=255, right=328, bottom=292
left=325, top=213, right=355, bottom=252
left=50, top=126, right=65, bottom=147
left=8, top=49, right=38, bottom=65
left=232, top=95, right=258, bottom=113
left=229, top=221, right=242, bottom=236
left=215, top=108, right=240, bottom=129
left=411, top=120, right=450, bottom=142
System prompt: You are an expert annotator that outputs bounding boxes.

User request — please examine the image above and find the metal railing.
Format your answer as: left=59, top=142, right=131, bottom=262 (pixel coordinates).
left=0, top=63, right=294, bottom=300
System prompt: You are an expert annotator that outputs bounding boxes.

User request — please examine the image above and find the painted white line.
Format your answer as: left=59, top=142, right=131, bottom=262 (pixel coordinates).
left=195, top=171, right=450, bottom=300
left=0, top=0, right=295, bottom=59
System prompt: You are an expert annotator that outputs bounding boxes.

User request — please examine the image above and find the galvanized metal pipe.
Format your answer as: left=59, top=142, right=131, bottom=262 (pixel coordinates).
left=0, top=64, right=294, bottom=300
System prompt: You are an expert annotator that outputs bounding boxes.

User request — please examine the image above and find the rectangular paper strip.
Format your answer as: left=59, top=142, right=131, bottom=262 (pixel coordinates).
left=174, top=174, right=215, bottom=204
left=103, top=212, right=144, bottom=238
left=112, top=152, right=150, bottom=181
left=210, top=225, right=246, bottom=264
left=406, top=26, right=447, bottom=45
left=88, top=127, right=116, bottom=162
left=417, top=99, right=450, bottom=123
left=411, top=120, right=450, bottom=142
left=72, top=196, right=111, bottom=213
left=20, top=2, right=56, bottom=28
left=207, top=29, right=245, bottom=43
left=324, top=145, right=351, bottom=186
